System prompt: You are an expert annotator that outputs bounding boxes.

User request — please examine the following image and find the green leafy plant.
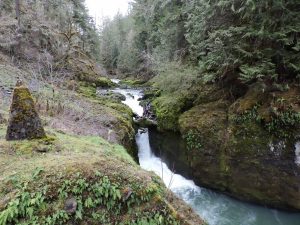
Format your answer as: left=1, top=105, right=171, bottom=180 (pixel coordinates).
left=234, top=104, right=300, bottom=138
left=0, top=171, right=180, bottom=225
left=184, top=130, right=203, bottom=151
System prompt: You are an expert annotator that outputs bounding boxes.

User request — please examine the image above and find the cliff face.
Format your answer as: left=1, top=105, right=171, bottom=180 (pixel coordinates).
left=151, top=79, right=300, bottom=210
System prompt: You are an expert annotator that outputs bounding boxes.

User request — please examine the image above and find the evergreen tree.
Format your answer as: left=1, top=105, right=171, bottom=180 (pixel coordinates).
left=185, top=0, right=300, bottom=84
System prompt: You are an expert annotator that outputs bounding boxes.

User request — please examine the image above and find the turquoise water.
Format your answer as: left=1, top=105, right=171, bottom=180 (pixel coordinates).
left=175, top=185, right=300, bottom=225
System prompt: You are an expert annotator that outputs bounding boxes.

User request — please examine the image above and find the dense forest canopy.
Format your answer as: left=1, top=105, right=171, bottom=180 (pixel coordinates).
left=100, top=0, right=300, bottom=87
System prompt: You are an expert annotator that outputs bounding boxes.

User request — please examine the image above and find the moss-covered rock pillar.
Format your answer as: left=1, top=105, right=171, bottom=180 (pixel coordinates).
left=6, top=81, right=46, bottom=140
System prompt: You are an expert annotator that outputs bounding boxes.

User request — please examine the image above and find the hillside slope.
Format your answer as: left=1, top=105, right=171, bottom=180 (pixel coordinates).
left=0, top=1, right=205, bottom=224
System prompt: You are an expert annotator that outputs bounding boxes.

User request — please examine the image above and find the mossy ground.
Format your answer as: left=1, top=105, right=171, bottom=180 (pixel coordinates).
left=0, top=124, right=204, bottom=225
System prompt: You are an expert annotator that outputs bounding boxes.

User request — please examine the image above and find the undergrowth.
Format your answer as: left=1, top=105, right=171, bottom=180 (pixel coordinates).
left=151, top=63, right=200, bottom=94
left=233, top=105, right=300, bottom=138
left=0, top=171, right=179, bottom=225
left=183, top=130, right=203, bottom=152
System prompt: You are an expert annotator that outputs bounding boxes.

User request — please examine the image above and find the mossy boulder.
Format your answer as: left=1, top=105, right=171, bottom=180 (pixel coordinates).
left=178, top=100, right=231, bottom=191
left=224, top=116, right=300, bottom=209
left=153, top=91, right=194, bottom=131
left=134, top=117, right=157, bottom=127
left=229, top=82, right=267, bottom=114
left=179, top=100, right=229, bottom=150
left=6, top=84, right=46, bottom=140
left=193, top=83, right=228, bottom=105
left=78, top=74, right=114, bottom=88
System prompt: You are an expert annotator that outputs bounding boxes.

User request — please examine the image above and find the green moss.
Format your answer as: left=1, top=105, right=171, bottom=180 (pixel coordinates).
left=105, top=102, right=133, bottom=117
left=120, top=79, right=146, bottom=87
left=1, top=137, right=56, bottom=154
left=0, top=125, right=6, bottom=138
left=77, top=74, right=115, bottom=88
left=77, top=83, right=97, bottom=98
left=93, top=77, right=115, bottom=88
left=179, top=101, right=228, bottom=148
left=153, top=92, right=194, bottom=131
left=6, top=85, right=46, bottom=140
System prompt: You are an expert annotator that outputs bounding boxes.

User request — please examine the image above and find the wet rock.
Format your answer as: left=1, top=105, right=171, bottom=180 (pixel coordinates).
left=6, top=82, right=46, bottom=140
left=134, top=117, right=157, bottom=127
left=139, top=128, right=147, bottom=134
left=122, top=187, right=133, bottom=201
left=133, top=112, right=139, bottom=119
left=127, top=93, right=134, bottom=99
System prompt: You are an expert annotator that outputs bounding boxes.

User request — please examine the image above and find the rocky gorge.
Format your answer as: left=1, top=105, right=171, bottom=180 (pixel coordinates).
left=108, top=79, right=300, bottom=225
left=144, top=79, right=300, bottom=211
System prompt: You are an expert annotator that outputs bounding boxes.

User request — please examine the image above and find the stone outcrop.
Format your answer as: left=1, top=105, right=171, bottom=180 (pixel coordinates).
left=6, top=82, right=46, bottom=140
left=151, top=82, right=300, bottom=211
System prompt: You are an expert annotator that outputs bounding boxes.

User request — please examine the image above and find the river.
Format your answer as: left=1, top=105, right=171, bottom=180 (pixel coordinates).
left=111, top=80, right=300, bottom=225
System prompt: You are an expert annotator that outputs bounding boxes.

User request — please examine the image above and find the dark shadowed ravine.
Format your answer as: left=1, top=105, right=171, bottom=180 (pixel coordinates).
left=111, top=79, right=300, bottom=225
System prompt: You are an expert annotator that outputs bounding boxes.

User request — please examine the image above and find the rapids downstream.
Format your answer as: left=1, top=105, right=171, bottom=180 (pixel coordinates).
left=111, top=79, right=300, bottom=225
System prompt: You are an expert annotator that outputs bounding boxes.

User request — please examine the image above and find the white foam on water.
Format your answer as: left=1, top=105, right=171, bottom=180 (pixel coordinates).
left=111, top=79, right=120, bottom=84
left=295, top=142, right=300, bottom=166
left=112, top=88, right=144, bottom=117
left=136, top=130, right=200, bottom=191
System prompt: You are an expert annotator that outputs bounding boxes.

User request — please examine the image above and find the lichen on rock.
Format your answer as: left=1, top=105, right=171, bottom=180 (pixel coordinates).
left=6, top=83, right=46, bottom=140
